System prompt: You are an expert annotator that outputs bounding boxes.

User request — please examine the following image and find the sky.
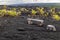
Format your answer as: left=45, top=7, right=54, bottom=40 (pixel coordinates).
left=0, top=0, right=60, bottom=5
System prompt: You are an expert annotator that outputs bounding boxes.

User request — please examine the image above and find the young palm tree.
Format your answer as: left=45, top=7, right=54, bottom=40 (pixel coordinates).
left=36, top=7, right=45, bottom=18
left=31, top=9, right=37, bottom=18
left=52, top=14, right=60, bottom=21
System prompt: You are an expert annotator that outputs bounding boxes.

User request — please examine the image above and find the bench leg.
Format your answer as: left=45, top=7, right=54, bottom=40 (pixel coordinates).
left=53, top=27, right=56, bottom=31
left=28, top=20, right=32, bottom=24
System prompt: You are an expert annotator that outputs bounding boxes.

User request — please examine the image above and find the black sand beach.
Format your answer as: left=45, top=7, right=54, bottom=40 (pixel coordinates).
left=0, top=16, right=60, bottom=40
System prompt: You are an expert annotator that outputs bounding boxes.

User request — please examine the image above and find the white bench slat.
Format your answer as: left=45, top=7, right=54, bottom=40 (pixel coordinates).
left=27, top=18, right=44, bottom=22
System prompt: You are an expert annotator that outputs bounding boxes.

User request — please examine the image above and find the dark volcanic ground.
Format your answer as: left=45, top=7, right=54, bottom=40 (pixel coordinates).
left=0, top=16, right=60, bottom=40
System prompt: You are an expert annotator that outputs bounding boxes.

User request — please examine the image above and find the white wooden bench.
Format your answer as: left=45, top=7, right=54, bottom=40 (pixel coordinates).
left=27, top=18, right=44, bottom=26
left=47, top=25, right=56, bottom=31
